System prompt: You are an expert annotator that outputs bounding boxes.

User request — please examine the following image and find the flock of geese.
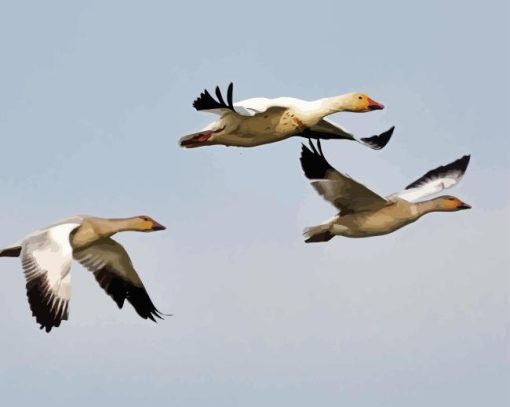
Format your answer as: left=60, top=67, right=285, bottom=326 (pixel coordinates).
left=0, top=83, right=471, bottom=332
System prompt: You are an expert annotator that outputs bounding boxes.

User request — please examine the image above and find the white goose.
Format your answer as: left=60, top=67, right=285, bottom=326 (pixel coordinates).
left=301, top=140, right=471, bottom=242
left=180, top=83, right=394, bottom=149
left=0, top=215, right=167, bottom=332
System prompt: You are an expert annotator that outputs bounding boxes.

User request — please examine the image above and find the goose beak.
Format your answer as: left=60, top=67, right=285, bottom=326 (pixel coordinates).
left=367, top=97, right=384, bottom=111
left=152, top=221, right=166, bottom=231
left=458, top=202, right=472, bottom=210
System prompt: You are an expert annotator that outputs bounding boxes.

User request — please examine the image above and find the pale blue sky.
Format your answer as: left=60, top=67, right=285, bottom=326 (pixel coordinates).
left=0, top=1, right=508, bottom=406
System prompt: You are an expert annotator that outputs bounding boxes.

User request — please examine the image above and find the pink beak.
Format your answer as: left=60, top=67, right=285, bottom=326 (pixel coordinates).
left=367, top=97, right=384, bottom=111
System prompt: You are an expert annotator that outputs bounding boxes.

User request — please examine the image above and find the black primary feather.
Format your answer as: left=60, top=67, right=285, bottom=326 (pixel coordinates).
left=22, top=260, right=69, bottom=333
left=226, top=82, right=234, bottom=109
left=300, top=139, right=335, bottom=180
left=360, top=126, right=395, bottom=150
left=405, top=155, right=471, bottom=190
left=193, top=83, right=236, bottom=112
left=93, top=265, right=166, bottom=322
left=215, top=86, right=226, bottom=106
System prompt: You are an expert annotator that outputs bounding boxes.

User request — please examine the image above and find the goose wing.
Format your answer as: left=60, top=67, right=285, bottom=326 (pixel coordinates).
left=193, top=83, right=289, bottom=116
left=21, top=222, right=81, bottom=332
left=393, top=155, right=470, bottom=202
left=73, top=238, right=164, bottom=321
left=297, top=119, right=394, bottom=150
left=300, top=140, right=388, bottom=214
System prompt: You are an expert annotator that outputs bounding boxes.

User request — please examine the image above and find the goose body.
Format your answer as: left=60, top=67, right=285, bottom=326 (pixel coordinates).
left=180, top=83, right=394, bottom=150
left=321, top=199, right=421, bottom=238
left=0, top=215, right=166, bottom=332
left=300, top=140, right=471, bottom=242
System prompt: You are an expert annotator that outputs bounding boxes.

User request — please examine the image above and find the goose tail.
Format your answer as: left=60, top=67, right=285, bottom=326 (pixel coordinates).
left=303, top=224, right=333, bottom=243
left=0, top=245, right=21, bottom=257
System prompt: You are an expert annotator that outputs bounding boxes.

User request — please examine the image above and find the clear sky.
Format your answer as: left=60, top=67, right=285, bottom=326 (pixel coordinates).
left=0, top=1, right=508, bottom=406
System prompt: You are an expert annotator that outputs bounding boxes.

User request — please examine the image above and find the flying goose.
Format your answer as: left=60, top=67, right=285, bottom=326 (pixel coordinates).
left=180, top=83, right=394, bottom=149
left=0, top=215, right=167, bottom=332
left=300, top=140, right=471, bottom=242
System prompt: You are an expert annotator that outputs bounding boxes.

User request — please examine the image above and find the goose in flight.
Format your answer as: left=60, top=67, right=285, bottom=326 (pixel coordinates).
left=180, top=83, right=394, bottom=149
left=0, top=215, right=167, bottom=332
left=300, top=140, right=471, bottom=242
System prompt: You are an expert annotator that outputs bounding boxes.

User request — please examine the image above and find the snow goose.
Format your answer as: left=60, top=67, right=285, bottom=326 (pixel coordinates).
left=180, top=83, right=394, bottom=149
left=300, top=140, right=471, bottom=242
left=0, top=215, right=167, bottom=332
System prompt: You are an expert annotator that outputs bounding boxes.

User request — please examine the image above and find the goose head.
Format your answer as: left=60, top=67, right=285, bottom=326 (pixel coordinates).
left=131, top=216, right=167, bottom=232
left=341, top=93, right=385, bottom=112
left=434, top=195, right=471, bottom=211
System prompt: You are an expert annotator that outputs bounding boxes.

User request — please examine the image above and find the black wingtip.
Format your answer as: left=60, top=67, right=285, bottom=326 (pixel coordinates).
left=405, top=154, right=472, bottom=190
left=192, top=83, right=236, bottom=112
left=227, top=82, right=234, bottom=109
left=215, top=86, right=226, bottom=106
left=192, top=89, right=213, bottom=111
left=146, top=309, right=172, bottom=323
left=446, top=154, right=471, bottom=177
left=457, top=154, right=471, bottom=171
left=155, top=309, right=172, bottom=319
left=300, top=140, right=334, bottom=179
left=360, top=126, right=395, bottom=150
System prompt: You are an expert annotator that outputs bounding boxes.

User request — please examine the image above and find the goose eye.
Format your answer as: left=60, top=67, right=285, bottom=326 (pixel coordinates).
left=358, top=96, right=363, bottom=100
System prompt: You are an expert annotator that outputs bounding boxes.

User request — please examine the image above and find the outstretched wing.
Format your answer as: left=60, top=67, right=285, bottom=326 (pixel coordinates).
left=297, top=119, right=394, bottom=150
left=300, top=140, right=388, bottom=214
left=192, top=83, right=289, bottom=116
left=193, top=83, right=236, bottom=113
left=393, top=155, right=470, bottom=202
left=300, top=118, right=355, bottom=141
left=21, top=222, right=80, bottom=332
left=73, top=238, right=165, bottom=322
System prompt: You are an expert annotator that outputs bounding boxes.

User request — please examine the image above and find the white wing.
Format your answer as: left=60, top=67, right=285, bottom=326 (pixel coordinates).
left=393, top=155, right=470, bottom=202
left=233, top=97, right=301, bottom=116
left=192, top=83, right=298, bottom=117
left=21, top=222, right=80, bottom=332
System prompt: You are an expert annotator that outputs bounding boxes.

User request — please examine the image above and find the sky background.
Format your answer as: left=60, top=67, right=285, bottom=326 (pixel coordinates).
left=0, top=1, right=508, bottom=406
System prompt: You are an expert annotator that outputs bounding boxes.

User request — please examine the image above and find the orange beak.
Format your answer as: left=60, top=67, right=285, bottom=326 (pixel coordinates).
left=367, top=97, right=384, bottom=111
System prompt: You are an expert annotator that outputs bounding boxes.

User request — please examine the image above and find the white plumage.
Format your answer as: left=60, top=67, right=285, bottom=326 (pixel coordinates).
left=0, top=215, right=167, bottom=332
left=20, top=222, right=81, bottom=331
left=392, top=155, right=471, bottom=202
left=180, top=83, right=393, bottom=149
